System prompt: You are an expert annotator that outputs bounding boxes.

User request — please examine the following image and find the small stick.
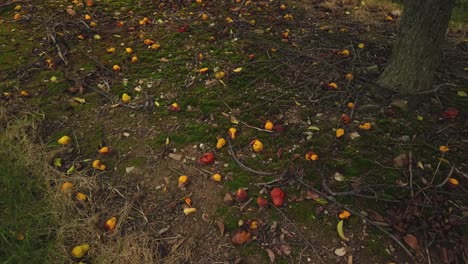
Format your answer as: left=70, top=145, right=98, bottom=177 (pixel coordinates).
left=239, top=198, right=253, bottom=211
left=256, top=178, right=282, bottom=187
left=435, top=166, right=455, bottom=188
left=221, top=112, right=272, bottom=133
left=226, top=138, right=276, bottom=176
left=409, top=151, right=414, bottom=197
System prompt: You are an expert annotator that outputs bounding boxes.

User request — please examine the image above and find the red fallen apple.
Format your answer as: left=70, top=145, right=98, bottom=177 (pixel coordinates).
left=177, top=25, right=189, bottom=33
left=169, top=103, right=181, bottom=112
left=273, top=124, right=284, bottom=134
left=270, top=187, right=285, bottom=207
left=341, top=114, right=350, bottom=125
left=198, top=152, right=214, bottom=165
left=236, top=188, right=248, bottom=202
left=231, top=226, right=251, bottom=244
left=257, top=197, right=269, bottom=208
left=442, top=107, right=459, bottom=119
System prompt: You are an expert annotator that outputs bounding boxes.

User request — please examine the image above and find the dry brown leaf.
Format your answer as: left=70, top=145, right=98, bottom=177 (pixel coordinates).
left=403, top=234, right=418, bottom=250
left=231, top=227, right=251, bottom=245
left=307, top=191, right=319, bottom=200
left=216, top=220, right=225, bottom=236
left=366, top=209, right=386, bottom=223
left=334, top=247, right=347, bottom=256
left=66, top=8, right=76, bottom=16
left=280, top=227, right=294, bottom=238
left=279, top=244, right=291, bottom=255
left=266, top=248, right=275, bottom=263
left=270, top=221, right=278, bottom=233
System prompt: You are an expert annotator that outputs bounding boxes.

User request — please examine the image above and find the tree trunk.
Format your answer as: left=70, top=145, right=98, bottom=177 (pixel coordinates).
left=377, top=0, right=455, bottom=95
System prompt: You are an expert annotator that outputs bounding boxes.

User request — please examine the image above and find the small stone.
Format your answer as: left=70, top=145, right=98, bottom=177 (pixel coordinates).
left=123, top=132, right=130, bottom=137
left=125, top=166, right=135, bottom=173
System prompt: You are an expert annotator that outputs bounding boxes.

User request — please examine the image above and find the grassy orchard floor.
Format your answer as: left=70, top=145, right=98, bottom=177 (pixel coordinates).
left=1, top=0, right=467, bottom=263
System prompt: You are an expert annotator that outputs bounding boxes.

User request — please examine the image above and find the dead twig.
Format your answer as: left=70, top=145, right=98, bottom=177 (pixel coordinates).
left=239, top=198, right=253, bottom=211
left=226, top=137, right=276, bottom=176
left=221, top=112, right=272, bottom=133
left=256, top=178, right=282, bottom=187
left=409, top=151, right=414, bottom=197
left=321, top=180, right=401, bottom=202
left=45, top=26, right=68, bottom=65
left=435, top=166, right=455, bottom=188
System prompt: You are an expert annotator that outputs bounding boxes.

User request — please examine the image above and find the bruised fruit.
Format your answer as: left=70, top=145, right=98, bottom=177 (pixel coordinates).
left=231, top=226, right=251, bottom=244
left=105, top=217, right=117, bottom=231
left=270, top=187, right=285, bottom=207
left=199, top=152, right=215, bottom=165
left=257, top=197, right=269, bottom=208
left=236, top=188, right=248, bottom=202
left=178, top=175, right=189, bottom=188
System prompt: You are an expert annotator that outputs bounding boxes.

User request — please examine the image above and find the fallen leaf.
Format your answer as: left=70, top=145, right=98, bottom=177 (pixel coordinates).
left=349, top=131, right=360, bottom=140
left=270, top=221, right=278, bottom=233
left=216, top=220, right=225, bottom=236
left=266, top=248, right=275, bottom=263
left=403, top=234, right=418, bottom=250
left=66, top=8, right=76, bottom=16
left=158, top=226, right=170, bottom=235
left=230, top=115, right=239, bottom=124
left=233, top=67, right=243, bottom=73
left=366, top=209, right=386, bottom=222
left=314, top=197, right=328, bottom=205
left=334, top=247, right=347, bottom=256
left=279, top=244, right=291, bottom=255
left=417, top=161, right=424, bottom=170
left=73, top=97, right=86, bottom=104
left=307, top=191, right=319, bottom=200
left=457, top=91, right=467, bottom=97
left=334, top=172, right=345, bottom=181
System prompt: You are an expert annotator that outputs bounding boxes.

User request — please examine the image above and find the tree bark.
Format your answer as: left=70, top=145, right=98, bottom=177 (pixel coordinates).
left=377, top=0, right=455, bottom=95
